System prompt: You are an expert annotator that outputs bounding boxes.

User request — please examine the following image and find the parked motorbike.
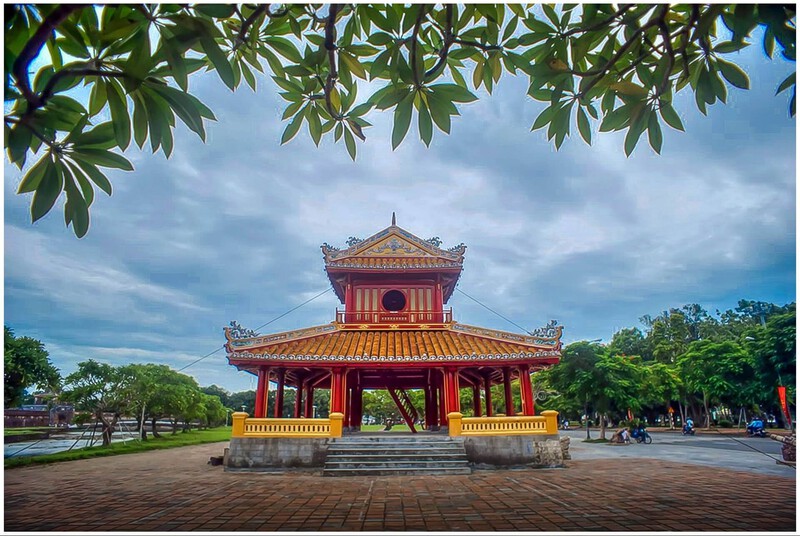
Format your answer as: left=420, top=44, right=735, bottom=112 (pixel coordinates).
left=746, top=419, right=768, bottom=438
left=631, top=425, right=652, bottom=444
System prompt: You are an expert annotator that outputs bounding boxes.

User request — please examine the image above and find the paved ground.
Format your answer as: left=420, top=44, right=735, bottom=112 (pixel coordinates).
left=5, top=436, right=796, bottom=532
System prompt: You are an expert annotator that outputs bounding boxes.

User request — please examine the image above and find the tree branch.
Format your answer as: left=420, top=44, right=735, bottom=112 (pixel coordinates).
left=12, top=4, right=85, bottom=107
left=452, top=38, right=502, bottom=52
left=323, top=4, right=341, bottom=118
left=234, top=4, right=267, bottom=50
left=560, top=4, right=635, bottom=39
left=578, top=6, right=669, bottom=98
left=39, top=68, right=128, bottom=107
left=410, top=5, right=427, bottom=86
left=657, top=21, right=675, bottom=96
left=425, top=5, right=453, bottom=80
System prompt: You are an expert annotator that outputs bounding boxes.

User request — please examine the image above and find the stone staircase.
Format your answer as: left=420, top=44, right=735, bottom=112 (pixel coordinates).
left=323, top=435, right=471, bottom=476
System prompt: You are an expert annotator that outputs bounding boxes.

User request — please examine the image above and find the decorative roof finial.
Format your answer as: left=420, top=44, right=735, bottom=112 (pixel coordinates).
left=391, top=212, right=396, bottom=226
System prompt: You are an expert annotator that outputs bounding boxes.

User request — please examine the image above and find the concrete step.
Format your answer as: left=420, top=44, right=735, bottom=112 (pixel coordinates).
left=323, top=466, right=472, bottom=477
left=324, top=435, right=470, bottom=476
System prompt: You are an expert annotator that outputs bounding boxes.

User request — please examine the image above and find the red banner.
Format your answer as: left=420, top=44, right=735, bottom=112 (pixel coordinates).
left=778, top=386, right=792, bottom=427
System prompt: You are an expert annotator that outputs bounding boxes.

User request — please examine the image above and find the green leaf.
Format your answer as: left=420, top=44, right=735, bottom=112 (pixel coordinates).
left=307, top=109, right=322, bottom=146
left=713, top=41, right=750, bottom=54
left=531, top=103, right=558, bottom=131
left=715, top=58, right=750, bottom=90
left=72, top=122, right=116, bottom=149
left=623, top=107, right=648, bottom=157
left=659, top=102, right=684, bottom=131
left=599, top=105, right=631, bottom=132
left=281, top=108, right=304, bottom=144
left=7, top=124, right=32, bottom=167
left=200, top=35, right=235, bottom=90
left=272, top=76, right=304, bottom=93
left=17, top=155, right=52, bottom=194
left=647, top=112, right=663, bottom=155
left=344, top=127, right=357, bottom=160
left=194, top=4, right=235, bottom=18
left=88, top=79, right=108, bottom=116
left=577, top=107, right=591, bottom=145
left=391, top=94, right=413, bottom=149
left=30, top=160, right=63, bottom=223
left=265, top=36, right=302, bottom=63
left=418, top=101, right=433, bottom=147
left=132, top=94, right=148, bottom=149
left=427, top=93, right=453, bottom=134
left=776, top=73, right=795, bottom=95
left=340, top=52, right=367, bottom=80
left=70, top=157, right=112, bottom=196
left=429, top=84, right=478, bottom=103
left=105, top=81, right=131, bottom=150
left=72, top=149, right=134, bottom=171
left=162, top=39, right=189, bottom=91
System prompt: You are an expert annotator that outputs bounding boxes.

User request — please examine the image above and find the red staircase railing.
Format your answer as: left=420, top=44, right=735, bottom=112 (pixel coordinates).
left=388, top=388, right=420, bottom=434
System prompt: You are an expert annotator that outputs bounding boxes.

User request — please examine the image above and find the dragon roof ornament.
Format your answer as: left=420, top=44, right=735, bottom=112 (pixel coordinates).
left=321, top=224, right=466, bottom=264
left=225, top=321, right=259, bottom=341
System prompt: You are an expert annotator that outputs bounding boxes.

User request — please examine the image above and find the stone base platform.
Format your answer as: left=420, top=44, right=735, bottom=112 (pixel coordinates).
left=463, top=434, right=565, bottom=468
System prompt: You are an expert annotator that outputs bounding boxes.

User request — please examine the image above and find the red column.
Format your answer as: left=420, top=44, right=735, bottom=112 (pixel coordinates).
left=254, top=368, right=270, bottom=417
left=472, top=384, right=482, bottom=417
left=330, top=368, right=347, bottom=416
left=438, top=371, right=447, bottom=425
left=353, top=387, right=363, bottom=430
left=304, top=383, right=314, bottom=418
left=483, top=372, right=493, bottom=417
left=444, top=368, right=460, bottom=415
left=294, top=375, right=304, bottom=418
left=519, top=365, right=534, bottom=416
left=503, top=367, right=514, bottom=416
left=274, top=369, right=285, bottom=418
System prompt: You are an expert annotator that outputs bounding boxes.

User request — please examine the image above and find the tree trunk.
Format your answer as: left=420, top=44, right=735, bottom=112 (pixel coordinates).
left=100, top=414, right=118, bottom=447
left=703, top=393, right=710, bottom=428
left=172, top=418, right=178, bottom=434
left=678, top=400, right=685, bottom=426
left=151, top=417, right=162, bottom=438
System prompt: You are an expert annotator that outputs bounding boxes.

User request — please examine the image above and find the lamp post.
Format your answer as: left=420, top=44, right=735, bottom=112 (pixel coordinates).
left=585, top=339, right=602, bottom=440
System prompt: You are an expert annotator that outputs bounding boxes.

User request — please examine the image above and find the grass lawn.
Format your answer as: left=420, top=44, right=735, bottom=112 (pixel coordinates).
left=5, top=427, right=232, bottom=469
left=4, top=427, right=52, bottom=436
left=360, top=424, right=413, bottom=432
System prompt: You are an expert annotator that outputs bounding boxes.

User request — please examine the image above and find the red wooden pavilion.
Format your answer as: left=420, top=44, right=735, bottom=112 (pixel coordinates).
left=225, top=216, right=562, bottom=432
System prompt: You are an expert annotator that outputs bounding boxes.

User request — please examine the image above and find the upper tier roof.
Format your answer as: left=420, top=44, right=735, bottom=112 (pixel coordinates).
left=321, top=216, right=466, bottom=302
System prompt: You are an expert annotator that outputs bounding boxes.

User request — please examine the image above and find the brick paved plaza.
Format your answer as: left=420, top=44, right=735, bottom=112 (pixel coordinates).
left=4, top=442, right=796, bottom=531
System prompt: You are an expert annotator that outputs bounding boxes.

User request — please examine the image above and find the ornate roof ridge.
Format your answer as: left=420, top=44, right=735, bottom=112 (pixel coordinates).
left=321, top=224, right=466, bottom=264
left=451, top=321, right=563, bottom=348
left=225, top=323, right=340, bottom=350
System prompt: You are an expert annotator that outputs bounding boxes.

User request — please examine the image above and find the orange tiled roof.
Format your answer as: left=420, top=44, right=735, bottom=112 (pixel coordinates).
left=226, top=324, right=561, bottom=364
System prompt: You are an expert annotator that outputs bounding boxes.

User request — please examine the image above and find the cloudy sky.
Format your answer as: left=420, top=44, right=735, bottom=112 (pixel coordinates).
left=4, top=24, right=796, bottom=393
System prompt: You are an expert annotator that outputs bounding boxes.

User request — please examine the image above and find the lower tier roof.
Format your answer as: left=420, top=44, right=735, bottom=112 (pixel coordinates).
left=226, top=322, right=562, bottom=365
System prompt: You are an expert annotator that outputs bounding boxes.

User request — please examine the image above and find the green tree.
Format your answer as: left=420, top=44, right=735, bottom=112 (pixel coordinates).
left=4, top=326, right=61, bottom=407
left=677, top=340, right=753, bottom=427
left=748, top=306, right=796, bottom=426
left=5, top=4, right=795, bottom=237
left=61, top=359, right=134, bottom=446
left=201, top=384, right=232, bottom=408
left=608, top=327, right=649, bottom=360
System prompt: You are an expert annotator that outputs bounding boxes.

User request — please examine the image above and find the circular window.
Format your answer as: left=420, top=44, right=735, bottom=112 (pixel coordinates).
left=381, top=290, right=406, bottom=312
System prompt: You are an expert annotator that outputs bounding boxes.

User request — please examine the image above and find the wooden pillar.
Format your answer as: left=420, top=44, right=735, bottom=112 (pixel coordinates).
left=438, top=371, right=448, bottom=425
left=444, top=368, right=460, bottom=416
left=472, top=384, right=482, bottom=417
left=274, top=368, right=285, bottom=418
left=304, top=383, right=314, bottom=418
left=519, top=364, right=534, bottom=416
left=503, top=367, right=514, bottom=416
left=330, top=368, right=347, bottom=417
left=254, top=368, right=270, bottom=418
left=483, top=372, right=493, bottom=417
left=293, top=375, right=305, bottom=418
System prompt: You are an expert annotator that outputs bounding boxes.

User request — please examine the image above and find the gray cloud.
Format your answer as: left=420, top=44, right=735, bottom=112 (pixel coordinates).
left=4, top=42, right=795, bottom=392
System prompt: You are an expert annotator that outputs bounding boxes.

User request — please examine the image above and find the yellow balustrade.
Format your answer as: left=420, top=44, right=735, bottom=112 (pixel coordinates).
left=230, top=412, right=344, bottom=438
left=447, top=410, right=560, bottom=437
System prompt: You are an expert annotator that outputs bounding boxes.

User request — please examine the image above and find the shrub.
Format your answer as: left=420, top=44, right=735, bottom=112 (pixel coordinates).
left=718, top=419, right=733, bottom=428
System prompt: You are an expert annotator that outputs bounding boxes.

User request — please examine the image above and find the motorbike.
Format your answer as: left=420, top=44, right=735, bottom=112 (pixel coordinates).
left=682, top=423, right=696, bottom=436
left=630, top=425, right=652, bottom=444
left=746, top=420, right=768, bottom=438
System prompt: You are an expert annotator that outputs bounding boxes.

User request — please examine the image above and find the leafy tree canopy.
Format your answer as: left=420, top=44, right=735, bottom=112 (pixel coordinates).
left=4, top=326, right=61, bottom=407
left=4, top=4, right=796, bottom=237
